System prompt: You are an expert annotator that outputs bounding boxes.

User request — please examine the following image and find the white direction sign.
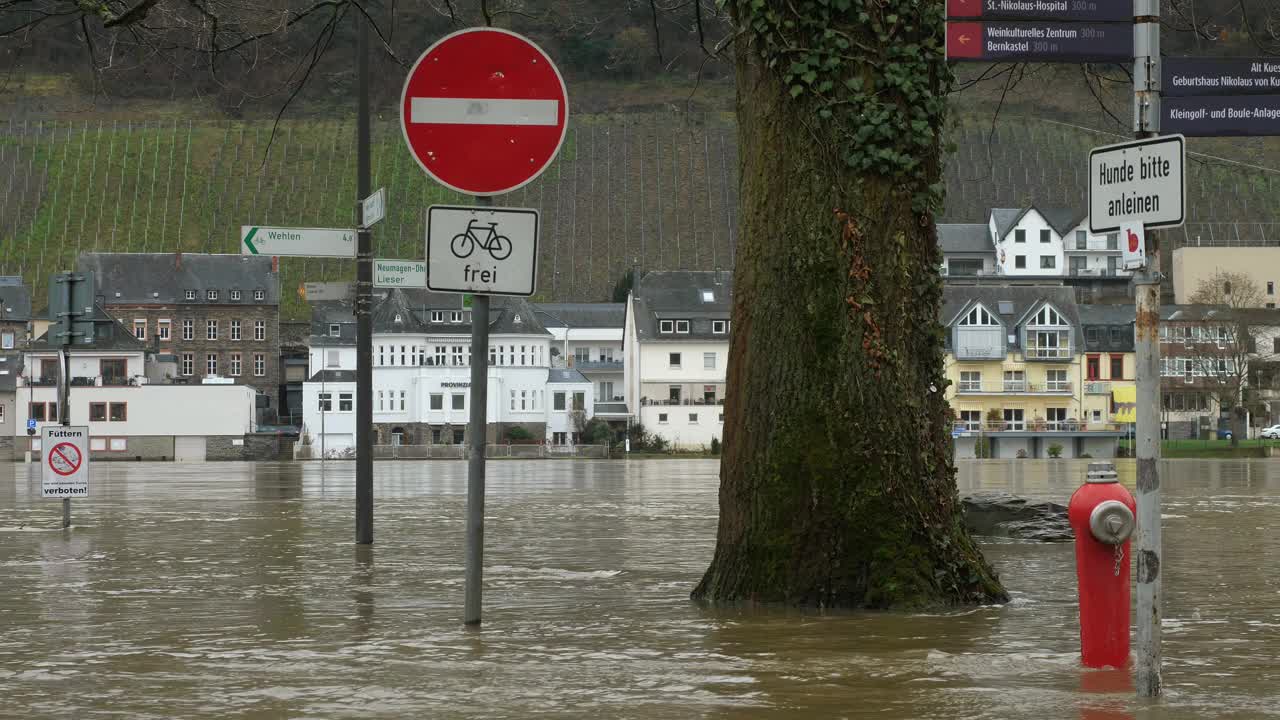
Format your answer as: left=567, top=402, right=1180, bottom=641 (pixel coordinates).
left=426, top=205, right=538, bottom=297
left=362, top=188, right=387, bottom=227
left=1089, top=135, right=1186, bottom=233
left=241, top=226, right=356, bottom=258
left=42, top=426, right=89, bottom=499
left=374, top=259, right=427, bottom=288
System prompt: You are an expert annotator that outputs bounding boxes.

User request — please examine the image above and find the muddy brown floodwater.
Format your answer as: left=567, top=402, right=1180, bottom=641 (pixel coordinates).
left=2, top=459, right=1280, bottom=718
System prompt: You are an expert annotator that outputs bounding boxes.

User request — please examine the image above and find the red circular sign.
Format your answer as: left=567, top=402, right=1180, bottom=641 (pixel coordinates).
left=400, top=28, right=569, bottom=196
left=48, top=442, right=82, bottom=476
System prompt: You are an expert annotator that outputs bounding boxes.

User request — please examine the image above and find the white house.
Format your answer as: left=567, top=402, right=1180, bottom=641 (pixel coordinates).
left=302, top=290, right=597, bottom=453
left=989, top=207, right=1075, bottom=277
left=939, top=224, right=997, bottom=277
left=624, top=270, right=732, bottom=449
left=18, top=306, right=257, bottom=460
left=535, top=302, right=630, bottom=432
left=1062, top=218, right=1133, bottom=279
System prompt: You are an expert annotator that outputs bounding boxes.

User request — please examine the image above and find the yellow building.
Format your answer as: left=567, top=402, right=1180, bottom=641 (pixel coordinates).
left=942, top=285, right=1130, bottom=459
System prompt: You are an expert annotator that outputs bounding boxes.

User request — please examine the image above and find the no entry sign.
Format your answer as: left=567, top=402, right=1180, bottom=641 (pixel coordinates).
left=400, top=28, right=569, bottom=196
left=42, top=426, right=90, bottom=499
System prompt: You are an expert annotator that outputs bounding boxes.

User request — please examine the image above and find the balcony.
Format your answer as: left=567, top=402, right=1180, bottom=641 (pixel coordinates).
left=1085, top=381, right=1112, bottom=394
left=953, top=420, right=1125, bottom=434
left=640, top=397, right=725, bottom=407
left=31, top=376, right=58, bottom=387
left=955, top=381, right=1073, bottom=395
left=572, top=359, right=624, bottom=371
left=1024, top=346, right=1073, bottom=361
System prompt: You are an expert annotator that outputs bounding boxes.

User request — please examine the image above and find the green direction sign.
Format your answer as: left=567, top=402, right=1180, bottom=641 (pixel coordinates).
left=373, top=259, right=427, bottom=288
left=241, top=226, right=356, bottom=258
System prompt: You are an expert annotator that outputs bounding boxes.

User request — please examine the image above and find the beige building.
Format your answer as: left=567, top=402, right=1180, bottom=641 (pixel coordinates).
left=1172, top=247, right=1280, bottom=307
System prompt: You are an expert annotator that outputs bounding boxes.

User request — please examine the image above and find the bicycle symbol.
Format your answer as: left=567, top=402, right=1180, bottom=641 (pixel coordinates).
left=451, top=219, right=512, bottom=261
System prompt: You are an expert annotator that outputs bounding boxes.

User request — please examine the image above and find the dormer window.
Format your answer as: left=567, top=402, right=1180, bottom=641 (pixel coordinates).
left=700, top=290, right=715, bottom=303
left=513, top=314, right=522, bottom=325
left=254, top=289, right=265, bottom=301
left=394, top=314, right=403, bottom=323
left=1026, top=304, right=1071, bottom=360
left=712, top=320, right=727, bottom=334
left=954, top=304, right=1003, bottom=360
left=329, top=324, right=340, bottom=337
left=660, top=320, right=674, bottom=334
left=676, top=320, right=690, bottom=334
left=230, top=290, right=241, bottom=301
left=207, top=289, right=218, bottom=301
left=959, top=305, right=998, bottom=326
left=452, top=311, right=463, bottom=323
left=185, top=290, right=196, bottom=300
left=431, top=311, right=444, bottom=323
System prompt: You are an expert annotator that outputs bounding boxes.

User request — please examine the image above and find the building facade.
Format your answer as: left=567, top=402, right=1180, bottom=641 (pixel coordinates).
left=77, top=252, right=282, bottom=417
left=1172, top=246, right=1280, bottom=307
left=624, top=270, right=732, bottom=449
left=0, top=277, right=32, bottom=351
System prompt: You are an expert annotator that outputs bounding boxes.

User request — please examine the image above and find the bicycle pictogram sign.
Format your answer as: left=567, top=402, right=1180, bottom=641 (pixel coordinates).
left=450, top=219, right=513, bottom=261
left=48, top=442, right=83, bottom=476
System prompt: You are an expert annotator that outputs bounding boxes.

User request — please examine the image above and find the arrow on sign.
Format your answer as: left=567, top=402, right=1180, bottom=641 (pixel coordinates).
left=243, top=227, right=261, bottom=254
left=959, top=34, right=971, bottom=44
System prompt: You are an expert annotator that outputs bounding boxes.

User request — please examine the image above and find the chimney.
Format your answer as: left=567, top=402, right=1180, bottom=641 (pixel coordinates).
left=271, top=256, right=279, bottom=273
left=175, top=251, right=182, bottom=269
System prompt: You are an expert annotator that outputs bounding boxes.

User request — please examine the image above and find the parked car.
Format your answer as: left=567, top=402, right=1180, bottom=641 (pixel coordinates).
left=1261, top=425, right=1280, bottom=440
left=1216, top=427, right=1234, bottom=440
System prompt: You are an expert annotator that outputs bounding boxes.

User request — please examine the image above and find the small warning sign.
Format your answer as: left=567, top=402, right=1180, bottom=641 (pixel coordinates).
left=42, top=426, right=89, bottom=499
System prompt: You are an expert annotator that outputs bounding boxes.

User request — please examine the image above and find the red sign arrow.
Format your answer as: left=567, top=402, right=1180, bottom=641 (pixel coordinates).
left=946, top=22, right=983, bottom=60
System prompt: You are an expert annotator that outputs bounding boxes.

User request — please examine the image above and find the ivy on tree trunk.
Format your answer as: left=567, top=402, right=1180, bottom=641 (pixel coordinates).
left=692, top=0, right=1006, bottom=608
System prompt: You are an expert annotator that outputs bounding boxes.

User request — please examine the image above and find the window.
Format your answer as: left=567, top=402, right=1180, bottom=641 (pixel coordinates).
left=452, top=346, right=464, bottom=366
left=89, top=403, right=106, bottom=422
left=110, top=438, right=127, bottom=452
left=1015, top=255, right=1026, bottom=269
left=207, top=354, right=218, bottom=375
left=181, top=353, right=193, bottom=376
left=318, top=392, right=332, bottom=411
left=574, top=347, right=590, bottom=366
left=959, top=305, right=998, bottom=326
left=1003, top=408, right=1025, bottom=431
left=133, top=320, right=146, bottom=340
left=1106, top=233, right=1118, bottom=250
left=30, top=402, right=56, bottom=422
left=109, top=403, right=126, bottom=422
left=669, top=352, right=682, bottom=368
left=1269, top=282, right=1276, bottom=296
left=377, top=391, right=384, bottom=411
left=182, top=319, right=194, bottom=341
left=230, top=320, right=241, bottom=341
left=433, top=347, right=446, bottom=366
left=230, top=290, right=241, bottom=301
left=452, top=394, right=465, bottom=411
left=712, top=320, right=727, bottom=334
left=600, top=382, right=615, bottom=402
left=658, top=413, right=669, bottom=424
left=676, top=320, right=690, bottom=334
left=401, top=346, right=407, bottom=366
left=230, top=353, right=242, bottom=376
left=554, top=392, right=566, bottom=411
left=430, top=394, right=443, bottom=410
left=158, top=320, right=170, bottom=341
left=1040, top=256, right=1056, bottom=270
left=660, top=320, right=674, bottom=334
left=1003, top=370, right=1025, bottom=392
left=1040, top=229, right=1050, bottom=243
left=431, top=311, right=444, bottom=323
left=1047, top=407, right=1067, bottom=427
left=254, top=289, right=265, bottom=301
left=1086, top=327, right=1099, bottom=345
left=598, top=347, right=615, bottom=363
left=1274, top=338, right=1280, bottom=354
left=701, top=290, right=715, bottom=302
left=689, top=413, right=699, bottom=423
left=451, top=311, right=463, bottom=323
left=90, top=438, right=106, bottom=451
left=1087, top=355, right=1101, bottom=380
left=572, top=392, right=586, bottom=411
left=958, top=371, right=982, bottom=392
left=185, top=289, right=195, bottom=300
left=1075, top=230, right=1087, bottom=249
left=959, top=410, right=982, bottom=430
left=453, top=429, right=466, bottom=445
left=704, top=352, right=716, bottom=370
left=378, top=346, right=385, bottom=366
left=520, top=391, right=528, bottom=411
left=1015, top=229, right=1026, bottom=243
left=254, top=320, right=266, bottom=341
left=1110, top=355, right=1124, bottom=380
left=1047, top=369, right=1069, bottom=391
left=329, top=324, right=340, bottom=337
left=1, top=332, right=13, bottom=350
left=100, top=358, right=126, bottom=383
left=207, top=319, right=218, bottom=340
left=718, top=413, right=725, bottom=423
left=520, top=346, right=527, bottom=365
left=339, top=393, right=353, bottom=411
left=253, top=354, right=265, bottom=376
left=1110, top=326, right=1123, bottom=345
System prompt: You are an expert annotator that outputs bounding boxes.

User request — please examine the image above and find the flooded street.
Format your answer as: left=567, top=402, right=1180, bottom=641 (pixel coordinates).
left=3, top=458, right=1280, bottom=719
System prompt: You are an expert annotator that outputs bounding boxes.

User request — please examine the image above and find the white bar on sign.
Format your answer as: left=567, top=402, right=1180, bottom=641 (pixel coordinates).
left=410, top=97, right=559, bottom=126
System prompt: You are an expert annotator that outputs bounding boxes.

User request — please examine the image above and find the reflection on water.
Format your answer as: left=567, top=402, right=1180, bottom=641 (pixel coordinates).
left=2, top=459, right=1279, bottom=718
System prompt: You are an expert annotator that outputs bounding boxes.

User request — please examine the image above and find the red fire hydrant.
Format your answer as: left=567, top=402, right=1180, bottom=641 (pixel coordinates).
left=1068, top=462, right=1137, bottom=669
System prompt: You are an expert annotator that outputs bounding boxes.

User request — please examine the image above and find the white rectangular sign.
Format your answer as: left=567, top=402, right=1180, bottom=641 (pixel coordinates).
left=426, top=205, right=538, bottom=297
left=1121, top=223, right=1147, bottom=270
left=1089, top=135, right=1186, bottom=233
left=241, top=226, right=356, bottom=258
left=303, top=281, right=353, bottom=301
left=42, top=426, right=89, bottom=499
left=374, top=259, right=427, bottom=288
left=362, top=188, right=386, bottom=227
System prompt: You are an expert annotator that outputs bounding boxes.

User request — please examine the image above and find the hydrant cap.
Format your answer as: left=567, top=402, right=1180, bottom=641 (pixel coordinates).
left=1089, top=500, right=1136, bottom=545
left=1085, top=461, right=1119, bottom=484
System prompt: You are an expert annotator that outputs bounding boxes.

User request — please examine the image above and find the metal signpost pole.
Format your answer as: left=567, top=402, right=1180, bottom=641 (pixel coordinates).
left=464, top=197, right=493, bottom=626
left=56, top=272, right=76, bottom=529
left=1133, top=0, right=1163, bottom=698
left=355, top=16, right=374, bottom=546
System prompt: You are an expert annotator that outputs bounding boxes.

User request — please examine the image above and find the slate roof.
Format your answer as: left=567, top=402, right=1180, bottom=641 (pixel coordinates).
left=0, top=278, right=32, bottom=321
left=631, top=270, right=733, bottom=341
left=594, top=402, right=630, bottom=415
left=490, top=297, right=550, bottom=336
left=372, top=289, right=429, bottom=334
left=938, top=224, right=993, bottom=254
left=306, top=294, right=550, bottom=344
left=547, top=368, right=590, bottom=383
left=29, top=304, right=148, bottom=352
left=534, top=303, right=626, bottom=329
left=989, top=207, right=1085, bottom=240
left=1162, top=304, right=1280, bottom=326
left=309, top=369, right=356, bottom=382
left=78, top=253, right=280, bottom=305
left=941, top=284, right=1084, bottom=348
left=1077, top=305, right=1137, bottom=326
left=0, top=352, right=23, bottom=392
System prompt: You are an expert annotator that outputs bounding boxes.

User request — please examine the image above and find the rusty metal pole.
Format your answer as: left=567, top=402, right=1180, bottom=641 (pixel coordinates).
left=1133, top=0, right=1163, bottom=698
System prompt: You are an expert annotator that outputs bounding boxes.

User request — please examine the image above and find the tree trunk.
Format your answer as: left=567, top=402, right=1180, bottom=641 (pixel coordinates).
left=693, top=2, right=1006, bottom=608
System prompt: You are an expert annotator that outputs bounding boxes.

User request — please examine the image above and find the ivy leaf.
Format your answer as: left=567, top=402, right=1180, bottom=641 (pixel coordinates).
left=801, top=70, right=818, bottom=85
left=790, top=84, right=805, bottom=98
